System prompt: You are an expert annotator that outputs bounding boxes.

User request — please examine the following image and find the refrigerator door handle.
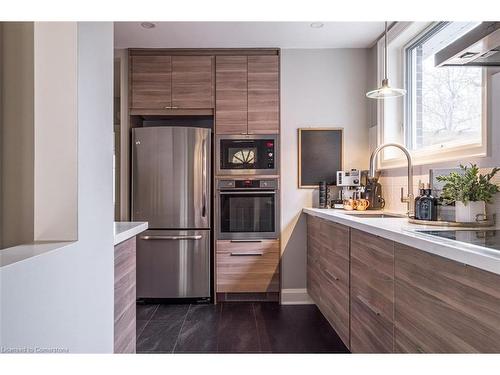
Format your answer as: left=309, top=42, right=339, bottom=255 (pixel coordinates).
left=140, top=235, right=203, bottom=241
left=202, top=138, right=207, bottom=217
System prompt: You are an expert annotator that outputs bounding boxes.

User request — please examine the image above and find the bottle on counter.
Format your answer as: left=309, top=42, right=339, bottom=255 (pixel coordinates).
left=319, top=181, right=328, bottom=208
left=413, top=182, right=424, bottom=219
left=415, top=183, right=438, bottom=221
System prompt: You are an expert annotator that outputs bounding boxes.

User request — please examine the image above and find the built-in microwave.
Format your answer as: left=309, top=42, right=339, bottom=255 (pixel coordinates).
left=215, top=134, right=279, bottom=175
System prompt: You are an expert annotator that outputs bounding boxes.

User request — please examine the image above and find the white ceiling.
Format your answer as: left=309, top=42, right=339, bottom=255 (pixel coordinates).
left=114, top=22, right=384, bottom=49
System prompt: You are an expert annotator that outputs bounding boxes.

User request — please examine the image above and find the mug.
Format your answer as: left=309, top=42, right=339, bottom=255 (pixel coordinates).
left=356, top=199, right=370, bottom=211
left=343, top=199, right=356, bottom=211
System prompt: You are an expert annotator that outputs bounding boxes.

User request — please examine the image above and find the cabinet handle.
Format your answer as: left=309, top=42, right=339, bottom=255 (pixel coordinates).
left=230, top=252, right=263, bottom=256
left=164, top=106, right=172, bottom=109
left=171, top=106, right=179, bottom=109
left=230, top=240, right=263, bottom=243
left=323, top=269, right=339, bottom=281
left=356, top=295, right=381, bottom=316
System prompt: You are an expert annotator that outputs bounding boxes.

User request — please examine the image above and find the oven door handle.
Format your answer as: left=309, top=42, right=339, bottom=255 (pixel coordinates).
left=218, top=191, right=276, bottom=195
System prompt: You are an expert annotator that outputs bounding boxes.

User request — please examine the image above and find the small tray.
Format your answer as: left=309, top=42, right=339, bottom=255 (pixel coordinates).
left=408, top=217, right=495, bottom=228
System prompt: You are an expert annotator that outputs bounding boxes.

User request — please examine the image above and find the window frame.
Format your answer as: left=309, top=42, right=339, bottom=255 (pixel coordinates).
left=377, top=22, right=489, bottom=169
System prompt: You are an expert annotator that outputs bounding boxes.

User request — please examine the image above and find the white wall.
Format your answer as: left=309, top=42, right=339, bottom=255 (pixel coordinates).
left=34, top=22, right=78, bottom=242
left=0, top=22, right=34, bottom=249
left=280, top=49, right=371, bottom=290
left=0, top=22, right=114, bottom=353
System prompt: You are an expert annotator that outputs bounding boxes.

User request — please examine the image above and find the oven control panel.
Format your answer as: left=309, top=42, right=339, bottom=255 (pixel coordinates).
left=217, top=179, right=279, bottom=190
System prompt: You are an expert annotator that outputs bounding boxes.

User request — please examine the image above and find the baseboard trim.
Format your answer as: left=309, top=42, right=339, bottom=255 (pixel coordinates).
left=280, top=288, right=314, bottom=305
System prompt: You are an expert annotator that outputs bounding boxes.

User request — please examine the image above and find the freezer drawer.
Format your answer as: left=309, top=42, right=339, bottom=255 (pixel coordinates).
left=137, top=229, right=211, bottom=298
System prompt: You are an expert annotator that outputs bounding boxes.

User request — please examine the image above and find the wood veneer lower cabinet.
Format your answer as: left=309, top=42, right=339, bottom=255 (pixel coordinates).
left=394, top=243, right=500, bottom=353
left=306, top=215, right=322, bottom=304
left=350, top=229, right=395, bottom=353
left=306, top=215, right=350, bottom=347
left=114, top=237, right=137, bottom=353
left=216, top=240, right=280, bottom=293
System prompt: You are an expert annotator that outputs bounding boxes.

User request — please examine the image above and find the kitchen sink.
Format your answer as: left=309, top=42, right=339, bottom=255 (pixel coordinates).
left=342, top=212, right=405, bottom=218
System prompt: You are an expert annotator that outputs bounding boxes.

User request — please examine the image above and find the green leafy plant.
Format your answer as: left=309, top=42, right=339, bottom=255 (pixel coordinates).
left=436, top=164, right=500, bottom=205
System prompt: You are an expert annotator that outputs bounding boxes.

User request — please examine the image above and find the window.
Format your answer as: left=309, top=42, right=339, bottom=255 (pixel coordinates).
left=405, top=22, right=485, bottom=155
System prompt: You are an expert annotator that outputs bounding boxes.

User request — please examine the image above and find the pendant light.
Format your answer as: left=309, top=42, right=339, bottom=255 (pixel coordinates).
left=366, top=21, right=406, bottom=99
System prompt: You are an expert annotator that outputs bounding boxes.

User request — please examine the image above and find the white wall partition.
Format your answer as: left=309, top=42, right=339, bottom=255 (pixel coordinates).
left=0, top=22, right=114, bottom=353
left=33, top=23, right=78, bottom=242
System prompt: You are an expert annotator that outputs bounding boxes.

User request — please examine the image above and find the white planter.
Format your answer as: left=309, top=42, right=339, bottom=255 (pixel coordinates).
left=455, top=201, right=485, bottom=223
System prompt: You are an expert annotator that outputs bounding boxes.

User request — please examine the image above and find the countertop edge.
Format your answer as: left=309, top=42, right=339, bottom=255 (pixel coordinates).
left=114, top=222, right=148, bottom=246
left=303, top=208, right=500, bottom=276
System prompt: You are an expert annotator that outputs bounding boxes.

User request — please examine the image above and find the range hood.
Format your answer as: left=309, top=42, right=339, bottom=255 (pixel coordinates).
left=435, top=22, right=500, bottom=67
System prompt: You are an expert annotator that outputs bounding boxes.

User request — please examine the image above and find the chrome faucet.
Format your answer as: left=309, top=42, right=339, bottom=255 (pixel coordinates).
left=369, top=143, right=414, bottom=217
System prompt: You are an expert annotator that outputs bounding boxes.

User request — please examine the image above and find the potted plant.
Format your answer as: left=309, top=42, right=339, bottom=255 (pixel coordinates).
left=436, top=164, right=500, bottom=223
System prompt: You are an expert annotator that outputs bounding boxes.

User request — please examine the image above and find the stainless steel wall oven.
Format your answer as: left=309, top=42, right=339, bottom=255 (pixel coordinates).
left=216, top=178, right=279, bottom=240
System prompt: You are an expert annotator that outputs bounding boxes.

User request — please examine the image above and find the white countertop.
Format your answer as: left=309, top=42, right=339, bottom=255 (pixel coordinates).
left=1, top=222, right=148, bottom=268
left=114, top=221, right=148, bottom=245
left=303, top=208, right=500, bottom=276
left=0, top=241, right=75, bottom=268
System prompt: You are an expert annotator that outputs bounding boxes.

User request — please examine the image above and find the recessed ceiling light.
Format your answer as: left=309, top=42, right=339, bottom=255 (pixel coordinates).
left=310, top=22, right=324, bottom=29
left=141, top=22, right=156, bottom=29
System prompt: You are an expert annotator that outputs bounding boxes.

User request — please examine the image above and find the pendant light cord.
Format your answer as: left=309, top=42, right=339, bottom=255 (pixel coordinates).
left=384, top=21, right=388, bottom=81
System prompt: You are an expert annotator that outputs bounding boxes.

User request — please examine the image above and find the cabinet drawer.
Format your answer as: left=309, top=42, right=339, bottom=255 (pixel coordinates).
left=395, top=243, right=500, bottom=353
left=319, top=258, right=350, bottom=346
left=351, top=293, right=393, bottom=353
left=350, top=229, right=394, bottom=353
left=217, top=240, right=279, bottom=293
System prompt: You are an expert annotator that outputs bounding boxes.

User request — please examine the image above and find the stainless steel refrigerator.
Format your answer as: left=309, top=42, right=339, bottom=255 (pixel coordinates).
left=132, top=126, right=211, bottom=299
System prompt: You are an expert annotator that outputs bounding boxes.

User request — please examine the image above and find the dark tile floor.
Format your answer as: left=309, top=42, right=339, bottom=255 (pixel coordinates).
left=136, top=302, right=350, bottom=354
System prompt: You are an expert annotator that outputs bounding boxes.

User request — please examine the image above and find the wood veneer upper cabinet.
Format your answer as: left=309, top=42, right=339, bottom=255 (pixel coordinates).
left=215, top=56, right=248, bottom=134
left=247, top=55, right=279, bottom=134
left=395, top=243, right=500, bottom=353
left=130, top=55, right=172, bottom=109
left=171, top=56, right=214, bottom=109
left=350, top=229, right=394, bottom=353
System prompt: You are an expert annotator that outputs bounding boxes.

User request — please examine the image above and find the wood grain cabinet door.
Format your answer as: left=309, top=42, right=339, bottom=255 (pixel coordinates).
left=395, top=243, right=500, bottom=353
left=114, top=237, right=137, bottom=353
left=172, top=56, right=214, bottom=109
left=247, top=55, right=279, bottom=134
left=318, top=220, right=350, bottom=348
left=216, top=240, right=279, bottom=293
left=215, top=56, right=248, bottom=134
left=350, top=229, right=395, bottom=353
left=306, top=215, right=322, bottom=304
left=130, top=55, right=172, bottom=109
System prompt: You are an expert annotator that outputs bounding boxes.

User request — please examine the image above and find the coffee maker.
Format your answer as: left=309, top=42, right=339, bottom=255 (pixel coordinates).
left=336, top=169, right=362, bottom=200
left=364, top=173, right=385, bottom=210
